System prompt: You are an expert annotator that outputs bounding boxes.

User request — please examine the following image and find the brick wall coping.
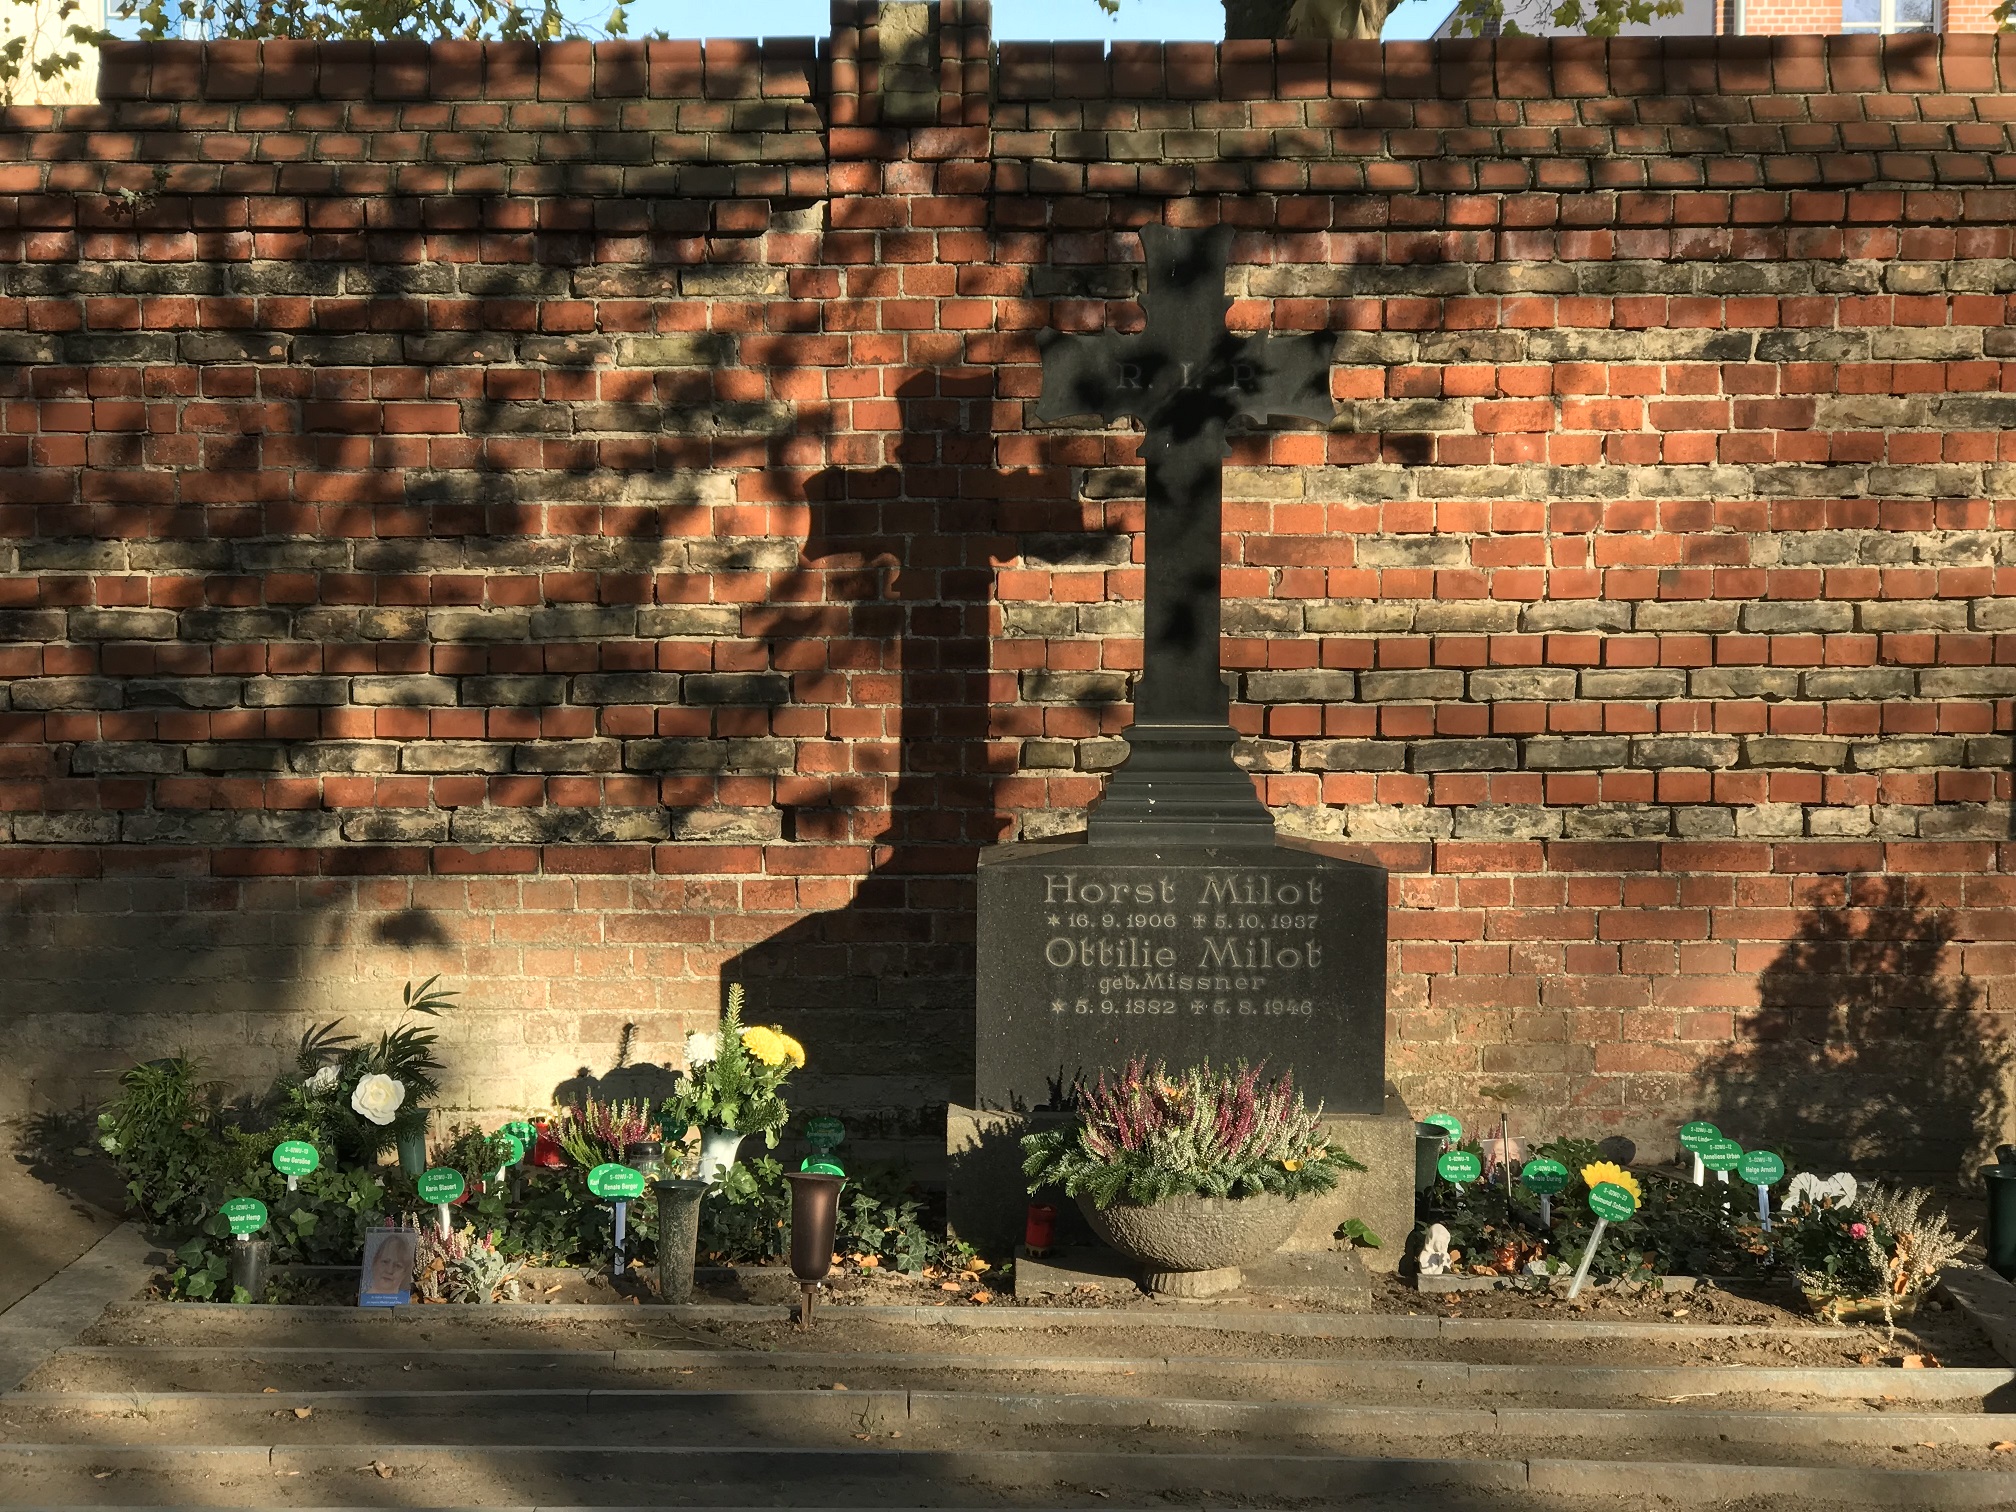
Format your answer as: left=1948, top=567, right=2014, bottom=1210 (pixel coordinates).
left=89, top=34, right=2014, bottom=107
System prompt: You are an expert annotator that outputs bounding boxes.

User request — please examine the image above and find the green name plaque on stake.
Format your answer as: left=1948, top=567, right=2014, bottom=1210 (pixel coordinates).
left=271, top=1140, right=319, bottom=1192
left=1738, top=1150, right=1784, bottom=1186
left=1437, top=1149, right=1482, bottom=1185
left=1567, top=1181, right=1638, bottom=1300
left=1520, top=1158, right=1569, bottom=1195
left=501, top=1120, right=536, bottom=1153
left=498, top=1134, right=526, bottom=1168
left=1701, top=1138, right=1743, bottom=1174
left=416, top=1168, right=465, bottom=1205
left=1679, top=1121, right=1721, bottom=1153
left=221, top=1197, right=268, bottom=1237
left=587, top=1163, right=646, bottom=1201
left=1587, top=1181, right=1638, bottom=1223
left=1739, top=1149, right=1787, bottom=1232
left=1520, top=1156, right=1570, bottom=1227
left=1422, top=1113, right=1462, bottom=1142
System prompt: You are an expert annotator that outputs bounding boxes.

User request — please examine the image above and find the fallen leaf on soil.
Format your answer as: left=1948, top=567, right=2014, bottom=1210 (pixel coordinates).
left=969, top=1290, right=992, bottom=1305
left=1900, top=1355, right=1926, bottom=1369
left=293, top=1407, right=312, bottom=1419
left=262, top=1387, right=278, bottom=1394
left=889, top=1430, right=901, bottom=1438
left=92, top=1472, right=113, bottom=1480
left=853, top=1433, right=870, bottom=1441
left=1991, top=1441, right=2013, bottom=1452
left=544, top=1284, right=562, bottom=1294
left=359, top=1461, right=394, bottom=1479
left=857, top=1255, right=880, bottom=1268
left=939, top=1281, right=961, bottom=1292
left=830, top=1383, right=848, bottom=1391
left=1858, top=1353, right=1877, bottom=1365
left=1668, top=1308, right=1689, bottom=1318
left=1917, top=1442, right=1939, bottom=1449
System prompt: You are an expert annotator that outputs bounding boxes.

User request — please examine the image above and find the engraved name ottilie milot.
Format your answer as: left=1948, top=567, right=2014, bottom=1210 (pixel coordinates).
left=1038, top=870, right=1321, bottom=1022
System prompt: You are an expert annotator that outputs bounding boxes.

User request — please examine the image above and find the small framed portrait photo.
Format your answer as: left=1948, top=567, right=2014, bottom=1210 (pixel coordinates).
left=359, top=1226, right=418, bottom=1308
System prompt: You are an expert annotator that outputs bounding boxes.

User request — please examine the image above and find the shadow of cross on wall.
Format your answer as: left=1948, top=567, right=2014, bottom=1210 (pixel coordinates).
left=718, top=369, right=1099, bottom=1162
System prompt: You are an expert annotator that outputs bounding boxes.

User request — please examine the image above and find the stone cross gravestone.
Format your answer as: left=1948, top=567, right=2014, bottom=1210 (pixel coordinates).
left=958, top=227, right=1407, bottom=1266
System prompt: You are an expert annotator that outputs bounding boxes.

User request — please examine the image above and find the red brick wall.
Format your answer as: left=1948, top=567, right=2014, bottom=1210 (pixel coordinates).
left=4, top=19, right=2014, bottom=1175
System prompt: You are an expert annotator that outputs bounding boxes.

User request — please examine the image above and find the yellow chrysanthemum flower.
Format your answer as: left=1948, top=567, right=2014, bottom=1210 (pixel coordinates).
left=1281, top=1159, right=1301, bottom=1172
left=1580, top=1161, right=1642, bottom=1204
left=777, top=1033, right=807, bottom=1069
left=740, top=1026, right=788, bottom=1068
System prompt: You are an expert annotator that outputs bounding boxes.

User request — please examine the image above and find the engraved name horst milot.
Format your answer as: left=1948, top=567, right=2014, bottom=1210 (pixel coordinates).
left=1039, top=867, right=1326, bottom=994
left=974, top=223, right=1388, bottom=1119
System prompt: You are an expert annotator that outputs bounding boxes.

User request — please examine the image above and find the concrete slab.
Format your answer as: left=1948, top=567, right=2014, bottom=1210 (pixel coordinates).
left=0, top=1221, right=154, bottom=1393
left=1940, top=1264, right=2016, bottom=1367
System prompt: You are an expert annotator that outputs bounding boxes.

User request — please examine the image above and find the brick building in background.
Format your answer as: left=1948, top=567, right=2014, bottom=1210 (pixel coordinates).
left=5, top=14, right=2016, bottom=1177
left=1733, top=0, right=1997, bottom=38
left=1432, top=0, right=1997, bottom=37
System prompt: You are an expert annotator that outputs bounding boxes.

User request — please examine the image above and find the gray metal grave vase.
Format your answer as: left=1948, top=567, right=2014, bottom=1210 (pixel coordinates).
left=653, top=1178, right=708, bottom=1305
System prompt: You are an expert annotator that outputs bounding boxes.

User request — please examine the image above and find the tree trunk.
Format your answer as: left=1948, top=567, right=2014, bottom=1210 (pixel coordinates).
left=1223, top=0, right=1297, bottom=37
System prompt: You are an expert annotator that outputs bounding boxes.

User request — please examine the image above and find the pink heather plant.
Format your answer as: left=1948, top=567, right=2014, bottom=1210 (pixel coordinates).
left=1023, top=1058, right=1362, bottom=1210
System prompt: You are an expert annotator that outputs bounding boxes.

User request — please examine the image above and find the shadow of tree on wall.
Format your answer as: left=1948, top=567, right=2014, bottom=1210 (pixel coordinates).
left=1695, top=876, right=2012, bottom=1176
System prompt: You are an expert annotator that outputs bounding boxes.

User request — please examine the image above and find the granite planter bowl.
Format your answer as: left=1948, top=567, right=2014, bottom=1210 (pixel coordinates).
left=1077, top=1190, right=1301, bottom=1298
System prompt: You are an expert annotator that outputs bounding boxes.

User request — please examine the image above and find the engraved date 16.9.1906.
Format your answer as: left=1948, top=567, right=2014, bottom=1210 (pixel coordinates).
left=1037, top=869, right=1322, bottom=1022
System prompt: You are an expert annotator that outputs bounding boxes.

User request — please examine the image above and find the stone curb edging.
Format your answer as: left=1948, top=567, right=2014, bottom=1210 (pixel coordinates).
left=3, top=1443, right=2016, bottom=1505
left=8, top=1386, right=2016, bottom=1449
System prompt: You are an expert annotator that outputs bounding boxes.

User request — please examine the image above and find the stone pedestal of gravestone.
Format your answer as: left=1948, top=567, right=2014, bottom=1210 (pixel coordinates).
left=953, top=224, right=1412, bottom=1276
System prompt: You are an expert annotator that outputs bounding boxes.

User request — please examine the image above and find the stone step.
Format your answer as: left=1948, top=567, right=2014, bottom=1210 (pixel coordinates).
left=29, top=1344, right=2009, bottom=1406
left=5, top=1387, right=2015, bottom=1452
left=2, top=1442, right=2014, bottom=1508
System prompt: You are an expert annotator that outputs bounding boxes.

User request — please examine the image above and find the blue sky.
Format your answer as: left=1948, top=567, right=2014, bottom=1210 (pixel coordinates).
left=621, top=0, right=1454, bottom=40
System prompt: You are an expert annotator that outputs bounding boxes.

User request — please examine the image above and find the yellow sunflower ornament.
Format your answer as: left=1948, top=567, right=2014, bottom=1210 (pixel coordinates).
left=1580, top=1161, right=1642, bottom=1204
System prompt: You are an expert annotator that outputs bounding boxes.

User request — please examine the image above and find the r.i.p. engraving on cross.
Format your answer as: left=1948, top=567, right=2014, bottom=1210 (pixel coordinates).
left=1038, top=224, right=1337, bottom=845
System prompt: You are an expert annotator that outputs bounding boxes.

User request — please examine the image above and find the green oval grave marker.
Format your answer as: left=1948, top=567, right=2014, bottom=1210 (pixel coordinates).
left=1587, top=1181, right=1637, bottom=1223
left=501, top=1120, right=536, bottom=1151
left=1520, top=1157, right=1570, bottom=1195
left=498, top=1134, right=526, bottom=1168
left=805, top=1115, right=846, bottom=1148
left=1738, top=1149, right=1785, bottom=1186
left=271, top=1140, right=319, bottom=1178
left=1422, top=1113, right=1462, bottom=1142
left=1701, top=1138, right=1743, bottom=1174
left=587, top=1163, right=646, bottom=1201
left=800, top=1158, right=846, bottom=1177
left=221, top=1197, right=268, bottom=1236
left=416, top=1167, right=465, bottom=1205
left=1437, top=1149, right=1482, bottom=1184
left=1678, top=1120, right=1721, bottom=1153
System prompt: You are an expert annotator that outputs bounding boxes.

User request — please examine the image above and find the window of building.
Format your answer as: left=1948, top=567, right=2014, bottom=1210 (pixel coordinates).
left=1841, top=0, right=1938, bottom=31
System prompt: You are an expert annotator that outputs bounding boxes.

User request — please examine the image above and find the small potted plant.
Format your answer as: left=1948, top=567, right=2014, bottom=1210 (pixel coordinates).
left=674, top=984, right=804, bottom=1184
left=1021, top=1058, right=1362, bottom=1297
left=551, top=1097, right=660, bottom=1173
left=1785, top=1182, right=1973, bottom=1333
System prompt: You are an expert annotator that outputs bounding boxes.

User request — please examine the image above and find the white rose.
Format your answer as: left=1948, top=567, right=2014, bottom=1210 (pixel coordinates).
left=350, top=1072, right=406, bottom=1127
left=306, top=1065, right=339, bottom=1095
left=684, top=1031, right=719, bottom=1067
